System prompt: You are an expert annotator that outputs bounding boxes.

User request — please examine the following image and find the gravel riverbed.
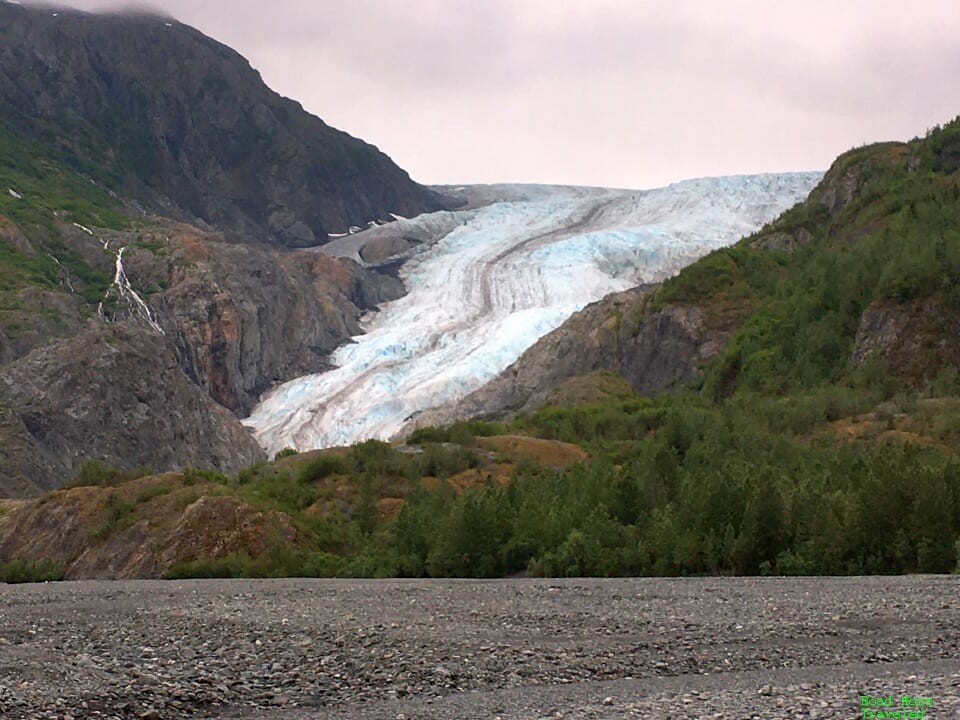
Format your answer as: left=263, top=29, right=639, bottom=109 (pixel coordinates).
left=0, top=576, right=958, bottom=719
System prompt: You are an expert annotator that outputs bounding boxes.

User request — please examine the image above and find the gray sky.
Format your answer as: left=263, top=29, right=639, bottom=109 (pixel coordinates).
left=51, top=0, right=960, bottom=188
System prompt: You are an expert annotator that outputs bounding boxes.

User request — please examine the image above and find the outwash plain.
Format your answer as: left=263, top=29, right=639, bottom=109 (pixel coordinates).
left=1, top=576, right=958, bottom=719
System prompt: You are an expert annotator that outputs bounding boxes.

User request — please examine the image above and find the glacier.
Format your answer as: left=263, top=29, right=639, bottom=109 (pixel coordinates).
left=243, top=173, right=822, bottom=454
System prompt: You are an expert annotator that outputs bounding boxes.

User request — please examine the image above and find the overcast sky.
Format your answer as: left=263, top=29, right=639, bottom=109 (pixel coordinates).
left=50, top=1, right=960, bottom=188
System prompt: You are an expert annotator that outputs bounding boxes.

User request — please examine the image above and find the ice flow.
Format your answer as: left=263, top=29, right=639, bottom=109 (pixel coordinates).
left=243, top=174, right=822, bottom=453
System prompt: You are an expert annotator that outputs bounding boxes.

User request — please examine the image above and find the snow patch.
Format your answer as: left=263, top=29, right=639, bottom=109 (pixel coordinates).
left=72, top=222, right=94, bottom=235
left=7, top=188, right=22, bottom=200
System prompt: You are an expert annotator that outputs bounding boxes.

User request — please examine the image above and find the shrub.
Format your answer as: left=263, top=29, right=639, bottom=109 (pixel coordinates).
left=134, top=484, right=171, bottom=504
left=165, top=553, right=250, bottom=579
left=298, top=454, right=350, bottom=483
left=65, top=459, right=119, bottom=488
left=0, top=558, right=65, bottom=584
left=182, top=467, right=229, bottom=486
left=92, top=493, right=137, bottom=540
left=236, top=459, right=270, bottom=485
left=63, top=461, right=152, bottom=489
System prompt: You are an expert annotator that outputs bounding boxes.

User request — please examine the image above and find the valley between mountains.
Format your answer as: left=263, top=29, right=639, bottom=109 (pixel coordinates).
left=3, top=2, right=960, bottom=589
left=4, top=4, right=960, bottom=720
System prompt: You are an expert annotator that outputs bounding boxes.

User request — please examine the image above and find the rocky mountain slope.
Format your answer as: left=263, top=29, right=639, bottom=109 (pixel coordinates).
left=0, top=323, right=264, bottom=496
left=0, top=5, right=437, bottom=496
left=0, top=207, right=409, bottom=495
left=412, top=284, right=727, bottom=424
left=0, top=3, right=453, bottom=247
left=0, top=471, right=301, bottom=579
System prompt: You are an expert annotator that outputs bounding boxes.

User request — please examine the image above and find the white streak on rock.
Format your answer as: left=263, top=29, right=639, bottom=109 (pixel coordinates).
left=107, top=247, right=164, bottom=334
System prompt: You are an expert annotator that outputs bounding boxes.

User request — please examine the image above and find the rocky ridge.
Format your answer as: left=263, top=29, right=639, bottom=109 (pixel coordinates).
left=0, top=321, right=264, bottom=494
left=0, top=473, right=301, bottom=579
left=415, top=284, right=733, bottom=424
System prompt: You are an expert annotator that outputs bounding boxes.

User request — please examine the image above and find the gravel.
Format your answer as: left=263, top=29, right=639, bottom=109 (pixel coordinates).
left=0, top=576, right=958, bottom=719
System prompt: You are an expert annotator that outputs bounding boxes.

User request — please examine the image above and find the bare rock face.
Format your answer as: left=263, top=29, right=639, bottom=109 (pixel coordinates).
left=124, top=227, right=404, bottom=414
left=0, top=322, right=264, bottom=496
left=852, top=299, right=960, bottom=385
left=852, top=302, right=911, bottom=366
left=811, top=163, right=864, bottom=215
left=417, top=286, right=732, bottom=424
left=0, top=286, right=83, bottom=361
left=359, top=236, right=418, bottom=264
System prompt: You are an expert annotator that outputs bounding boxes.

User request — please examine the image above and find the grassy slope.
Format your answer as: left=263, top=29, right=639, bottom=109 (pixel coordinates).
left=0, top=120, right=125, bottom=307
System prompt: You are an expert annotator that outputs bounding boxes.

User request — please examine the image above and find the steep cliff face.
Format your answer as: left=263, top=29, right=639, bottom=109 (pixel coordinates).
left=118, top=223, right=404, bottom=414
left=0, top=4, right=454, bottom=247
left=0, top=0, right=440, bottom=496
left=852, top=299, right=960, bottom=385
left=0, top=322, right=264, bottom=496
left=0, top=213, right=409, bottom=496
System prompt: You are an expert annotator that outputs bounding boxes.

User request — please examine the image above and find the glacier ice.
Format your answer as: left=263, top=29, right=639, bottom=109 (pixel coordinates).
left=243, top=173, right=822, bottom=454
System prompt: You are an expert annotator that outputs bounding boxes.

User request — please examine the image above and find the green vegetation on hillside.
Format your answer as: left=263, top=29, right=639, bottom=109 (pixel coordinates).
left=0, top=120, right=124, bottom=306
left=157, top=389, right=960, bottom=579
left=661, top=119, right=960, bottom=396
left=0, top=558, right=64, bottom=583
left=201, top=115, right=959, bottom=578
left=0, top=122, right=126, bottom=234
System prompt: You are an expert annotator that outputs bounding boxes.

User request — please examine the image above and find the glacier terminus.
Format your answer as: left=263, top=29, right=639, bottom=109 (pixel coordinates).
left=242, top=174, right=822, bottom=453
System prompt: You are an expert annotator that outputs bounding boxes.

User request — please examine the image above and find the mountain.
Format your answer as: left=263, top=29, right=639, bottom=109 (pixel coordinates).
left=0, top=5, right=437, bottom=496
left=0, top=3, right=454, bottom=247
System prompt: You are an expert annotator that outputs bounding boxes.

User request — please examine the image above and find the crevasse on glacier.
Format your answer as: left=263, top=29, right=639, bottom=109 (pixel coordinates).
left=243, top=173, right=822, bottom=453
